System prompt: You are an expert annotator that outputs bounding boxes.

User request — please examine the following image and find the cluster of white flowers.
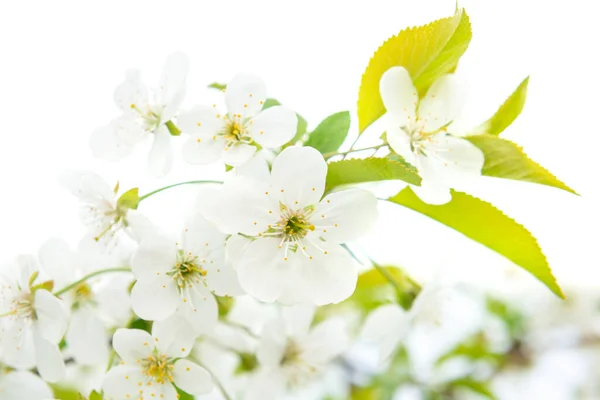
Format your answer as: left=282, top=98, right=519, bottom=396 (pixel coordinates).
left=0, top=51, right=487, bottom=400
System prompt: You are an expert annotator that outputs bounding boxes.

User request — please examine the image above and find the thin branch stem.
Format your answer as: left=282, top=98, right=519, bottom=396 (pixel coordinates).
left=342, top=135, right=362, bottom=160
left=324, top=144, right=387, bottom=160
left=53, top=267, right=131, bottom=296
left=138, top=180, right=223, bottom=203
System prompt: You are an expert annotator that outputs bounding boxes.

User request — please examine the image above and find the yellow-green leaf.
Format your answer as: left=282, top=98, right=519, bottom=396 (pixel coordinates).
left=388, top=188, right=564, bottom=298
left=467, top=134, right=576, bottom=194
left=117, top=188, right=139, bottom=210
left=357, top=8, right=471, bottom=133
left=326, top=157, right=421, bottom=190
left=475, top=77, right=529, bottom=135
left=305, top=111, right=351, bottom=154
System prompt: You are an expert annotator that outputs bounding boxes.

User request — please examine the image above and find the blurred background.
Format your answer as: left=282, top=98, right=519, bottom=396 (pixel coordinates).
left=0, top=0, right=599, bottom=398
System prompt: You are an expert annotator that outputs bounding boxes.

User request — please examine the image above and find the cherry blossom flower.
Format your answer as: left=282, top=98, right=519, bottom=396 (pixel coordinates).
left=246, top=305, right=349, bottom=400
left=178, top=74, right=297, bottom=167
left=130, top=214, right=242, bottom=332
left=0, top=256, right=68, bottom=382
left=0, top=370, right=53, bottom=400
left=380, top=66, right=484, bottom=204
left=91, top=52, right=189, bottom=177
left=102, top=317, right=212, bottom=400
left=208, top=146, right=378, bottom=305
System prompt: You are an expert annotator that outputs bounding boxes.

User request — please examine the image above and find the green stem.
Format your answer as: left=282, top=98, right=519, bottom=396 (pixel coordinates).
left=53, top=267, right=131, bottom=297
left=138, top=180, right=223, bottom=203
left=324, top=144, right=387, bottom=159
left=342, top=135, right=362, bottom=160
left=0, top=310, right=16, bottom=318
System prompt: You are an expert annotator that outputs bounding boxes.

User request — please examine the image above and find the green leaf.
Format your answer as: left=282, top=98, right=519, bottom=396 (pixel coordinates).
left=89, top=391, right=103, bottom=400
left=51, top=386, right=81, bottom=400
left=352, top=266, right=421, bottom=311
left=388, top=188, right=564, bottom=298
left=175, top=387, right=194, bottom=400
left=326, top=157, right=421, bottom=190
left=305, top=111, right=351, bottom=154
left=208, top=82, right=227, bottom=90
left=357, top=8, right=471, bottom=133
left=466, top=134, right=576, bottom=194
left=117, top=188, right=139, bottom=210
left=261, top=98, right=281, bottom=109
left=165, top=120, right=181, bottom=136
left=475, top=77, right=529, bottom=135
left=451, top=379, right=497, bottom=399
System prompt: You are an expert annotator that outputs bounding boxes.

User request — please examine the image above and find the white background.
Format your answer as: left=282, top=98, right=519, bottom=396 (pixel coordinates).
left=0, top=0, right=598, bottom=301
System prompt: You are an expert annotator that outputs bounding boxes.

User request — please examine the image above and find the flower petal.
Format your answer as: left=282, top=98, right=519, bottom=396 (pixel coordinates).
left=222, top=143, right=257, bottom=166
left=130, top=276, right=180, bottom=321
left=418, top=73, right=464, bottom=133
left=181, top=285, right=218, bottom=335
left=131, top=235, right=177, bottom=281
left=225, top=73, right=267, bottom=118
left=112, top=328, right=153, bottom=363
left=125, top=209, right=161, bottom=243
left=256, top=318, right=286, bottom=366
left=0, top=319, right=35, bottom=370
left=237, top=238, right=288, bottom=302
left=90, top=122, right=135, bottom=162
left=386, top=124, right=415, bottom=165
left=173, top=359, right=213, bottom=395
left=204, top=261, right=244, bottom=297
left=248, top=106, right=297, bottom=148
left=314, top=189, right=378, bottom=244
left=233, top=152, right=271, bottom=183
left=114, top=69, right=148, bottom=112
left=182, top=136, right=226, bottom=165
left=298, top=242, right=357, bottom=305
left=380, top=66, right=418, bottom=127
left=58, top=169, right=113, bottom=205
left=0, top=371, right=53, bottom=400
left=301, top=317, right=349, bottom=364
left=281, top=304, right=315, bottom=338
left=178, top=105, right=222, bottom=136
left=270, top=146, right=327, bottom=207
left=157, top=52, right=189, bottom=122
left=66, top=308, right=109, bottom=366
left=32, top=329, right=65, bottom=383
left=37, top=237, right=77, bottom=288
left=225, top=234, right=253, bottom=269
left=102, top=365, right=145, bottom=399
left=181, top=214, right=226, bottom=258
left=147, top=126, right=173, bottom=177
left=152, top=314, right=197, bottom=358
left=33, top=289, right=67, bottom=344
left=425, top=134, right=484, bottom=184
left=361, top=304, right=409, bottom=362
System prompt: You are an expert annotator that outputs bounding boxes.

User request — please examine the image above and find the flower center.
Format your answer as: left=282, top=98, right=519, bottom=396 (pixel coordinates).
left=219, top=114, right=252, bottom=147
left=168, top=251, right=207, bottom=291
left=284, top=214, right=315, bottom=239
left=141, top=351, right=174, bottom=385
left=9, top=293, right=35, bottom=319
left=130, top=103, right=162, bottom=131
left=279, top=340, right=317, bottom=389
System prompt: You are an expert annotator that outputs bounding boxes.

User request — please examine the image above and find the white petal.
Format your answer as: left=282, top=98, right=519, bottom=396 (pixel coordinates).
left=413, top=154, right=453, bottom=205
left=131, top=235, right=177, bottom=281
left=248, top=106, right=297, bottom=148
left=386, top=124, right=416, bottom=165
left=225, top=234, right=253, bottom=269
left=157, top=52, right=189, bottom=122
left=58, top=170, right=113, bottom=207
left=0, top=319, right=35, bottom=370
left=233, top=152, right=271, bottom=183
left=0, top=371, right=53, bottom=400
left=15, top=255, right=37, bottom=290
left=147, top=126, right=173, bottom=177
left=37, top=237, right=77, bottom=288
left=245, top=368, right=286, bottom=400
left=66, top=308, right=109, bottom=366
left=114, top=69, right=148, bottom=112
left=33, top=289, right=67, bottom=344
left=32, top=328, right=65, bottom=383
left=204, top=262, right=244, bottom=297
left=314, top=189, right=378, bottom=243
left=361, top=304, right=409, bottom=362
left=225, top=73, right=267, bottom=117
left=418, top=73, right=464, bottom=133
left=147, top=382, right=178, bottom=400
left=301, top=317, right=349, bottom=364
left=90, top=122, right=135, bottom=161
left=425, top=134, right=484, bottom=184
left=298, top=242, right=357, bottom=305
left=380, top=66, right=418, bottom=127
left=411, top=180, right=452, bottom=205
left=182, top=136, right=226, bottom=165
left=181, top=214, right=226, bottom=258
left=152, top=314, right=197, bottom=358
left=256, top=318, right=286, bottom=366
left=212, top=177, right=277, bottom=236
left=125, top=209, right=161, bottom=243
left=112, top=328, right=153, bottom=363
left=222, top=143, right=257, bottom=166
left=177, top=105, right=221, bottom=136
left=173, top=359, right=213, bottom=395
left=181, top=285, right=219, bottom=334
left=102, top=365, right=145, bottom=399
left=130, top=276, right=180, bottom=321
left=237, top=238, right=289, bottom=302
left=270, top=146, right=327, bottom=208
left=281, top=304, right=315, bottom=338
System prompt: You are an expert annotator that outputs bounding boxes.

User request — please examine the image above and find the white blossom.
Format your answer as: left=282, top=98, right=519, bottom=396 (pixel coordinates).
left=246, top=305, right=349, bottom=400
left=130, top=214, right=242, bottom=332
left=91, top=52, right=189, bottom=177
left=380, top=66, right=484, bottom=204
left=178, top=74, right=297, bottom=167
left=207, top=146, right=378, bottom=305
left=102, top=318, right=212, bottom=400
left=0, top=370, right=53, bottom=400
left=0, top=256, right=68, bottom=382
